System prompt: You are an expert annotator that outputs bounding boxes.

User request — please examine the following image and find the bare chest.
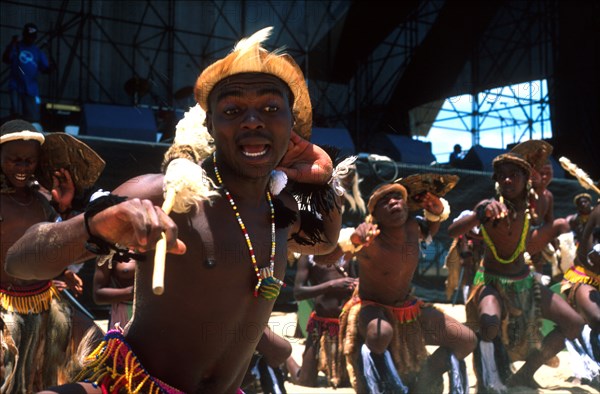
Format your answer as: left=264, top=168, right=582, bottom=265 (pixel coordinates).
left=0, top=196, right=47, bottom=250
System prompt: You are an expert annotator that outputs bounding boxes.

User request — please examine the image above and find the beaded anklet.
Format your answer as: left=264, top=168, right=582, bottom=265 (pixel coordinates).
left=212, top=153, right=285, bottom=300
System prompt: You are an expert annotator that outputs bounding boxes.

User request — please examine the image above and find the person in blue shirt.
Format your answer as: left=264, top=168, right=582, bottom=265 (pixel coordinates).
left=2, top=23, right=52, bottom=123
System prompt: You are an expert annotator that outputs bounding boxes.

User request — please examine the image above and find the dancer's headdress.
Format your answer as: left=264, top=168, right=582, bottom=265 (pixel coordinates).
left=508, top=139, right=553, bottom=172
left=394, top=173, right=459, bottom=212
left=573, top=192, right=592, bottom=206
left=194, top=26, right=312, bottom=140
left=492, top=153, right=532, bottom=177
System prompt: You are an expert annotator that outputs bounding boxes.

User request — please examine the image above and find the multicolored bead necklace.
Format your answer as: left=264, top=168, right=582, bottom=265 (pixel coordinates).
left=212, top=153, right=284, bottom=300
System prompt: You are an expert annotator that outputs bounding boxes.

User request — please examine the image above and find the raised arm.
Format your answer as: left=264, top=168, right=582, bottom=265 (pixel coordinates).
left=448, top=199, right=507, bottom=238
left=417, top=192, right=449, bottom=239
left=281, top=132, right=342, bottom=255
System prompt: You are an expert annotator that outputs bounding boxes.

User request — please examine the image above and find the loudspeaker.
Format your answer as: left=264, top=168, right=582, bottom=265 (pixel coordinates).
left=80, top=104, right=157, bottom=142
left=311, top=127, right=356, bottom=158
left=457, top=145, right=507, bottom=172
left=367, top=133, right=436, bottom=165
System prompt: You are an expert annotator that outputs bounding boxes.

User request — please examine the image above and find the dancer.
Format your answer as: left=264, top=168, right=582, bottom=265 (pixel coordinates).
left=444, top=210, right=484, bottom=304
left=448, top=150, right=585, bottom=392
left=559, top=204, right=600, bottom=386
left=8, top=27, right=344, bottom=393
left=286, top=242, right=357, bottom=388
left=340, top=178, right=475, bottom=393
left=0, top=119, right=103, bottom=392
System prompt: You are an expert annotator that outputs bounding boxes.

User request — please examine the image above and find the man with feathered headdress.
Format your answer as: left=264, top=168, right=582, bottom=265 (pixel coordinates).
left=7, top=27, right=347, bottom=393
left=448, top=149, right=585, bottom=391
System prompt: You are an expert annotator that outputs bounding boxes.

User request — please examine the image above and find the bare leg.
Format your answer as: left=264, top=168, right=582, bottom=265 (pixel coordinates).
left=285, top=355, right=302, bottom=385
left=417, top=307, right=476, bottom=392
left=474, top=286, right=510, bottom=392
left=478, top=286, right=503, bottom=342
left=574, top=284, right=600, bottom=331
left=420, top=306, right=476, bottom=361
left=256, top=326, right=292, bottom=368
left=358, top=304, right=407, bottom=393
left=293, top=332, right=320, bottom=386
left=509, top=285, right=584, bottom=387
left=358, top=304, right=393, bottom=354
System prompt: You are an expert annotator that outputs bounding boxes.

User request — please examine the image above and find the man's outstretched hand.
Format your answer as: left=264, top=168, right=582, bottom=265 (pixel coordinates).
left=88, top=199, right=186, bottom=255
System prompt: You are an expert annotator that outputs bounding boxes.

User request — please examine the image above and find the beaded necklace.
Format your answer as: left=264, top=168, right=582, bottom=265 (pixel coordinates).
left=8, top=192, right=34, bottom=207
left=481, top=211, right=530, bottom=264
left=212, top=153, right=284, bottom=300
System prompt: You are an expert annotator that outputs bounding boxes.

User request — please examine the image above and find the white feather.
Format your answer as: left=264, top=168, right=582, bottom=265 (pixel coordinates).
left=233, top=26, right=273, bottom=53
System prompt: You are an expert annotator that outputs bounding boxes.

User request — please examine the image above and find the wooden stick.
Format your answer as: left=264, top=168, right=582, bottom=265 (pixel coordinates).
left=152, top=187, right=177, bottom=295
left=559, top=157, right=600, bottom=196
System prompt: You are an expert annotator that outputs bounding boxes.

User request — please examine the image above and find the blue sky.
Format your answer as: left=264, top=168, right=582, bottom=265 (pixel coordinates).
left=415, top=80, right=552, bottom=164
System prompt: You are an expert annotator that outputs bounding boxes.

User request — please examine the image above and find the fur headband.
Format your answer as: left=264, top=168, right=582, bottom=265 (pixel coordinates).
left=573, top=192, right=592, bottom=206
left=0, top=130, right=45, bottom=145
left=194, top=26, right=312, bottom=139
left=367, top=183, right=408, bottom=215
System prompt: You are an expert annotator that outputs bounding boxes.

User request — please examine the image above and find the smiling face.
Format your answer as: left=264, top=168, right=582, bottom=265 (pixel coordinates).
left=373, top=191, right=409, bottom=226
left=494, top=162, right=528, bottom=200
left=1, top=140, right=41, bottom=189
left=205, top=73, right=293, bottom=179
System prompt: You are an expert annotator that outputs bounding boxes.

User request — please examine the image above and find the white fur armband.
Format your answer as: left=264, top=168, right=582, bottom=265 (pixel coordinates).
left=269, top=170, right=288, bottom=196
left=328, top=156, right=358, bottom=196
left=423, top=197, right=450, bottom=223
left=337, top=226, right=363, bottom=254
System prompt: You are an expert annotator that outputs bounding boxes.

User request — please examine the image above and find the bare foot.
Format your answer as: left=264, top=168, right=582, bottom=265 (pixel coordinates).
left=506, top=371, right=542, bottom=389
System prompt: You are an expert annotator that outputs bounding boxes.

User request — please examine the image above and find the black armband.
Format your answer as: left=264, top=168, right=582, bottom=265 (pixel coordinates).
left=286, top=145, right=344, bottom=246
left=84, top=194, right=145, bottom=262
left=475, top=201, right=491, bottom=225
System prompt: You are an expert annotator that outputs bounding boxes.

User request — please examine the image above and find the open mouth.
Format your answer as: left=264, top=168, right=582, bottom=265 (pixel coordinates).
left=14, top=173, right=29, bottom=182
left=241, top=144, right=269, bottom=158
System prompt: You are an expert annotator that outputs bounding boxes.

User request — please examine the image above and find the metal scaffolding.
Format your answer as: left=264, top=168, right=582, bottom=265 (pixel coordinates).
left=0, top=0, right=583, bottom=155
